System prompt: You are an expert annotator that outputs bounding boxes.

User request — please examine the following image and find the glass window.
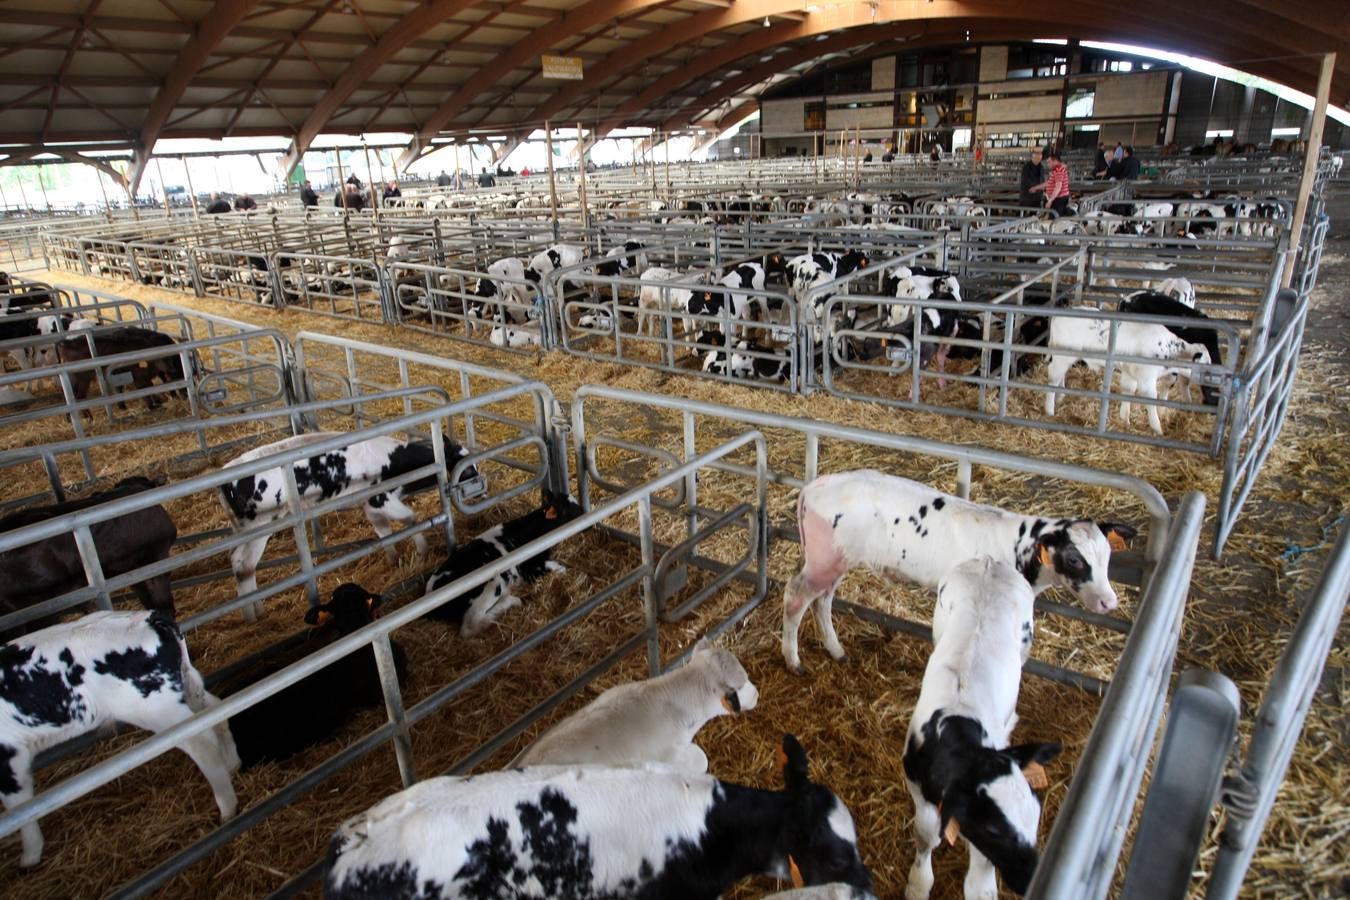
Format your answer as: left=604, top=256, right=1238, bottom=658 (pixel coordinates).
left=1065, top=88, right=1095, bottom=119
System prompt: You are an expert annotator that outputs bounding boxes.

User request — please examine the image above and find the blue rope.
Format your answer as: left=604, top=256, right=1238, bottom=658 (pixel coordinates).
left=1281, top=516, right=1345, bottom=564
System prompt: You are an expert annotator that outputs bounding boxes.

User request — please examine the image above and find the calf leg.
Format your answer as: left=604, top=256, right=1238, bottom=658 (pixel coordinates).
left=1, top=745, right=44, bottom=867
left=812, top=580, right=848, bottom=662
left=118, top=694, right=238, bottom=823
left=230, top=535, right=269, bottom=623
left=460, top=578, right=521, bottom=637
left=363, top=494, right=426, bottom=563
left=782, top=508, right=849, bottom=674
left=1137, top=373, right=1164, bottom=434
left=963, top=846, right=999, bottom=900
left=905, top=777, right=942, bottom=900
left=131, top=572, right=177, bottom=617
left=1044, top=355, right=1073, bottom=416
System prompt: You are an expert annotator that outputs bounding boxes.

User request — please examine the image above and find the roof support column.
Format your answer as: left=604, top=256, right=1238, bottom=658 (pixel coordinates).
left=1282, top=51, right=1336, bottom=290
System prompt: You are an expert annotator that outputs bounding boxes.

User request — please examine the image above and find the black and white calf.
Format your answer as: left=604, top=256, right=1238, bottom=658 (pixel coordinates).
left=0, top=610, right=239, bottom=866
left=702, top=339, right=790, bottom=383
left=787, top=251, right=869, bottom=324
left=903, top=558, right=1061, bottom=899
left=218, top=432, right=477, bottom=608
left=511, top=641, right=758, bottom=773
left=422, top=489, right=583, bottom=637
left=781, top=470, right=1135, bottom=673
left=324, top=733, right=873, bottom=900
left=717, top=262, right=774, bottom=335
left=1118, top=289, right=1223, bottom=405
left=467, top=257, right=531, bottom=336
left=1044, top=310, right=1214, bottom=434
left=524, top=244, right=587, bottom=285
left=636, top=266, right=713, bottom=337
left=592, top=240, right=647, bottom=277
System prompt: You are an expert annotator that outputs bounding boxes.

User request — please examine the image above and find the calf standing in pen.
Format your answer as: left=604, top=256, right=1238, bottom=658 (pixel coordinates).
left=510, top=641, right=758, bottom=773
left=903, top=558, right=1061, bottom=899
left=421, top=488, right=583, bottom=637
left=1044, top=312, right=1213, bottom=435
left=0, top=476, right=176, bottom=638
left=323, top=733, right=873, bottom=899
left=0, top=610, right=239, bottom=867
left=222, top=583, right=408, bottom=768
left=782, top=470, right=1135, bottom=674
left=54, top=326, right=195, bottom=414
left=218, top=432, right=476, bottom=614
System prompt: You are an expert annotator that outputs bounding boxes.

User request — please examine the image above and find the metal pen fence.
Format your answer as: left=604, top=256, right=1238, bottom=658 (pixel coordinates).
left=1028, top=490, right=1207, bottom=899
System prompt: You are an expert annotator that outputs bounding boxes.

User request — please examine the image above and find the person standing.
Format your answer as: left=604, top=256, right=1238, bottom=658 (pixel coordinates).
left=382, top=180, right=402, bottom=200
left=1019, top=146, right=1046, bottom=208
left=1121, top=145, right=1141, bottom=180
left=205, top=192, right=232, bottom=214
left=1033, top=150, right=1072, bottom=216
left=1093, top=143, right=1109, bottom=178
left=1112, top=142, right=1124, bottom=162
left=299, top=180, right=319, bottom=207
left=436, top=170, right=452, bottom=187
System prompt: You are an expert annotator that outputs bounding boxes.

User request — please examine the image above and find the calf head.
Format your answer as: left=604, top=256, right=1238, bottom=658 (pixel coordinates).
left=540, top=487, right=583, bottom=525
left=776, top=734, right=874, bottom=894
left=906, top=714, right=1061, bottom=896
left=305, top=582, right=382, bottom=633
left=835, top=251, right=869, bottom=277
left=471, top=278, right=499, bottom=300
left=691, top=640, right=759, bottom=713
left=1021, top=519, right=1137, bottom=613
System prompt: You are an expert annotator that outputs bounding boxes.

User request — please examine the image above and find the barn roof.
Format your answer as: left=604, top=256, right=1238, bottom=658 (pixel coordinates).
left=0, top=0, right=1344, bottom=186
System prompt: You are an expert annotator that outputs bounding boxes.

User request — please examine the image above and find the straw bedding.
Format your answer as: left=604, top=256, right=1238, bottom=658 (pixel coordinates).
left=1, top=268, right=1345, bottom=899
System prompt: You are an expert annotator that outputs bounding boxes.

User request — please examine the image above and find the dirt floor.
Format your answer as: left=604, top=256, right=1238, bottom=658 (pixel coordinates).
left=3, top=197, right=1348, bottom=899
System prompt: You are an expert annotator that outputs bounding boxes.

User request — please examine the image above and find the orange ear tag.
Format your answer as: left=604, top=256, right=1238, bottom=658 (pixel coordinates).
left=788, top=855, right=805, bottom=888
left=944, top=818, right=961, bottom=846
left=545, top=506, right=558, bottom=520
left=316, top=610, right=335, bottom=627
left=1037, top=544, right=1054, bottom=568
left=721, top=695, right=735, bottom=714
left=1023, top=761, right=1049, bottom=790
left=775, top=744, right=789, bottom=778
left=1107, top=531, right=1129, bottom=552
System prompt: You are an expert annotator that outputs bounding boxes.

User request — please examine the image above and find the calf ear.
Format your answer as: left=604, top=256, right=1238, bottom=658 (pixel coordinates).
left=1098, top=522, right=1137, bottom=551
left=304, top=605, right=334, bottom=627
left=777, top=733, right=810, bottom=792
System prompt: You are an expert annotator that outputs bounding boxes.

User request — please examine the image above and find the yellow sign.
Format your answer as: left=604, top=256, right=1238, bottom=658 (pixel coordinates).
left=542, top=55, right=583, bottom=80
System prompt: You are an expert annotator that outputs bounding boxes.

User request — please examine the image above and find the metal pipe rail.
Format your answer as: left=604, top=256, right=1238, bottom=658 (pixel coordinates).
left=0, top=420, right=767, bottom=900
left=1205, top=520, right=1350, bottom=898
left=571, top=384, right=1173, bottom=687
left=1028, top=490, right=1208, bottom=900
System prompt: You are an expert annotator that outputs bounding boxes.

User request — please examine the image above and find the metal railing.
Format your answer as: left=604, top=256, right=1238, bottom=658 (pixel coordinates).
left=1206, top=520, right=1350, bottom=899
left=1029, top=490, right=1207, bottom=899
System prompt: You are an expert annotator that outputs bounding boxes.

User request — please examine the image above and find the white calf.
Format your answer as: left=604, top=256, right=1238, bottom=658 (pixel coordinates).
left=1044, top=312, right=1212, bottom=434
left=510, top=642, right=758, bottom=773
left=782, top=470, right=1135, bottom=673
left=0, top=611, right=239, bottom=867
left=903, top=558, right=1060, bottom=900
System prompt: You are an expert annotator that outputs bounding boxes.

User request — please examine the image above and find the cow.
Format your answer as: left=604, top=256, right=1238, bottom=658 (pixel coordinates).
left=223, top=583, right=408, bottom=768
left=702, top=340, right=790, bottom=383
left=592, top=240, right=647, bottom=277
left=323, top=733, right=874, bottom=900
left=1118, top=289, right=1223, bottom=406
left=903, top=558, right=1061, bottom=899
left=217, top=432, right=477, bottom=607
left=511, top=641, right=758, bottom=773
left=524, top=244, right=587, bottom=285
left=0, top=476, right=176, bottom=638
left=488, top=324, right=542, bottom=348
left=1044, top=311, right=1213, bottom=434
left=879, top=266, right=967, bottom=387
left=0, top=610, right=239, bottom=867
left=422, top=488, right=583, bottom=637
left=467, top=257, right=531, bottom=336
left=780, top=469, right=1136, bottom=674
left=54, top=326, right=194, bottom=414
left=635, top=266, right=713, bottom=337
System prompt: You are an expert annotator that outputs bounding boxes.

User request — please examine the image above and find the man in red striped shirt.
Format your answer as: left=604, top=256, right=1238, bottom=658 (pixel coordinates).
left=1031, top=150, right=1072, bottom=216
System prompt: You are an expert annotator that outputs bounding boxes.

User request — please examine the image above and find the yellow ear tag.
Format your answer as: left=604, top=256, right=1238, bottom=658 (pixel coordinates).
left=545, top=506, right=558, bottom=520
left=1037, top=544, right=1054, bottom=568
left=774, top=744, right=789, bottom=778
left=316, top=610, right=335, bottom=627
left=1107, top=531, right=1129, bottom=552
left=1023, top=761, right=1049, bottom=790
left=788, top=855, right=805, bottom=888
left=944, top=818, right=961, bottom=846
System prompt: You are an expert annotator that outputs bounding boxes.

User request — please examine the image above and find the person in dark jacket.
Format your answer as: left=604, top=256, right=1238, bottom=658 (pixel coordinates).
left=205, top=193, right=232, bottom=214
left=346, top=173, right=363, bottom=188
left=478, top=168, right=496, bottom=188
left=1121, top=146, right=1141, bottom=180
left=382, top=181, right=402, bottom=200
left=299, top=181, right=319, bottom=207
left=1019, top=147, right=1045, bottom=208
left=436, top=170, right=452, bottom=187
left=233, top=194, right=257, bottom=212
left=1093, top=143, right=1109, bottom=178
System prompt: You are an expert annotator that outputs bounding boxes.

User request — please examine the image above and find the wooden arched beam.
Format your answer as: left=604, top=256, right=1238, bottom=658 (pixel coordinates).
left=517, top=1, right=1335, bottom=139
left=279, top=0, right=482, bottom=178
left=129, top=0, right=261, bottom=192
left=394, top=0, right=680, bottom=172
left=2, top=149, right=130, bottom=188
